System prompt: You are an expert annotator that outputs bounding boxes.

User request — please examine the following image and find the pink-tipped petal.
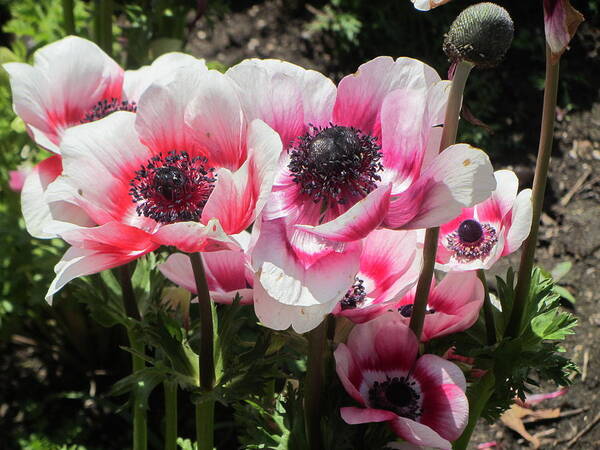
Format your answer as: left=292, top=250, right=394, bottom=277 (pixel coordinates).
left=60, top=221, right=154, bottom=252
left=477, top=170, right=519, bottom=224
left=389, top=417, right=451, bottom=449
left=151, top=219, right=240, bottom=253
left=159, top=253, right=197, bottom=293
left=503, top=188, right=533, bottom=255
left=386, top=144, right=496, bottom=229
left=9, top=167, right=30, bottom=192
left=412, top=0, right=453, bottom=11
left=543, top=0, right=585, bottom=63
left=334, top=343, right=365, bottom=405
left=340, top=407, right=398, bottom=425
left=419, top=384, right=469, bottom=441
left=413, top=354, right=467, bottom=393
left=201, top=119, right=282, bottom=234
left=296, top=183, right=392, bottom=242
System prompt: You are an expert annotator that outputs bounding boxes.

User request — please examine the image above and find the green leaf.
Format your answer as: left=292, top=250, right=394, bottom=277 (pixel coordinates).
left=550, top=261, right=572, bottom=281
left=553, top=285, right=576, bottom=304
left=531, top=308, right=577, bottom=340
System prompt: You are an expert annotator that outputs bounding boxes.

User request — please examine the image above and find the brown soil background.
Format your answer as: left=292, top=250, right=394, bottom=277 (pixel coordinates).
left=186, top=1, right=600, bottom=448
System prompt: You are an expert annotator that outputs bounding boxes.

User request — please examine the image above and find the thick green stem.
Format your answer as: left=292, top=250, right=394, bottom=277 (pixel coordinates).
left=118, top=264, right=147, bottom=450
left=409, top=61, right=473, bottom=339
left=94, top=0, right=113, bottom=56
left=452, top=372, right=495, bottom=450
left=304, top=320, right=328, bottom=450
left=61, top=0, right=75, bottom=35
left=477, top=269, right=496, bottom=345
left=189, top=253, right=215, bottom=450
left=507, top=46, right=559, bottom=338
left=164, top=381, right=178, bottom=450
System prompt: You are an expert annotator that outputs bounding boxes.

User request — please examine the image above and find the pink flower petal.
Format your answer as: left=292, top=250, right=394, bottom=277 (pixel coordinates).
left=389, top=416, right=451, bottom=449
left=419, top=384, right=469, bottom=441
left=340, top=407, right=397, bottom=425
left=9, top=167, right=30, bottom=192
left=295, top=183, right=392, bottom=242
left=476, top=170, right=519, bottom=224
left=201, top=119, right=282, bottom=234
left=413, top=354, right=467, bottom=393
left=503, top=188, right=532, bottom=255
left=386, top=144, right=496, bottom=229
left=543, top=0, right=584, bottom=63
left=60, top=221, right=154, bottom=252
left=151, top=219, right=241, bottom=253
left=412, top=0, right=453, bottom=11
left=334, top=343, right=365, bottom=405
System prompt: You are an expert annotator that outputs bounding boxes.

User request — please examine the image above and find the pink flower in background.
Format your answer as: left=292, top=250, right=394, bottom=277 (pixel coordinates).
left=251, top=217, right=361, bottom=334
left=227, top=57, right=496, bottom=249
left=395, top=271, right=484, bottom=341
left=543, top=0, right=584, bottom=63
left=411, top=0, right=453, bottom=12
left=335, top=313, right=468, bottom=449
left=4, top=36, right=208, bottom=239
left=159, top=231, right=254, bottom=304
left=436, top=170, right=532, bottom=271
left=8, top=167, right=32, bottom=192
left=332, top=229, right=422, bottom=324
left=42, top=68, right=282, bottom=302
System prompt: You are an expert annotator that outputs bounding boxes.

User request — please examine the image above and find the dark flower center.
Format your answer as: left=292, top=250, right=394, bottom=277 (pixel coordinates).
left=398, top=304, right=435, bottom=318
left=288, top=124, right=383, bottom=206
left=129, top=150, right=216, bottom=223
left=446, top=218, right=498, bottom=262
left=80, top=97, right=137, bottom=124
left=368, top=376, right=422, bottom=420
left=340, top=278, right=367, bottom=310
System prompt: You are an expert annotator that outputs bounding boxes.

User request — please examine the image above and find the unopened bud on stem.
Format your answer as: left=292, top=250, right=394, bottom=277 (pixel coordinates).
left=443, top=2, right=514, bottom=68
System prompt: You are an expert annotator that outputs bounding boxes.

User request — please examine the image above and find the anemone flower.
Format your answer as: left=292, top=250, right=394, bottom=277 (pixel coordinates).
left=4, top=36, right=207, bottom=239
left=158, top=231, right=254, bottom=304
left=395, top=271, right=484, bottom=341
left=411, top=0, right=453, bottom=12
left=335, top=312, right=468, bottom=449
left=332, top=229, right=422, bottom=324
left=436, top=170, right=532, bottom=271
left=42, top=68, right=282, bottom=303
left=226, top=57, right=495, bottom=248
left=251, top=217, right=362, bottom=334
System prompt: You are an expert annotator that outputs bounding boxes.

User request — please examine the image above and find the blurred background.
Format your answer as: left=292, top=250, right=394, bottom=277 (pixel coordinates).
left=0, top=1, right=598, bottom=448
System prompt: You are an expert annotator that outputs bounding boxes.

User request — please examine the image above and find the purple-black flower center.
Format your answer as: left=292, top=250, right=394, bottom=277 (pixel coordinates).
left=288, top=124, right=383, bottom=206
left=398, top=304, right=435, bottom=317
left=80, top=97, right=137, bottom=124
left=129, top=150, right=216, bottom=224
left=446, top=218, right=498, bottom=262
left=340, top=277, right=367, bottom=310
left=369, top=376, right=422, bottom=420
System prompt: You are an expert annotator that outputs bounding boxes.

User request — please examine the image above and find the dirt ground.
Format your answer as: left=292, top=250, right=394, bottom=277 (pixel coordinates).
left=186, top=1, right=600, bottom=448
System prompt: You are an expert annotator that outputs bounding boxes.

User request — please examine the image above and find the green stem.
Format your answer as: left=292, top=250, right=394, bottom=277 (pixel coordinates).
left=94, top=0, right=113, bottom=56
left=408, top=61, right=473, bottom=339
left=506, top=46, right=559, bottom=338
left=477, top=269, right=496, bottom=345
left=164, top=380, right=178, bottom=450
left=61, top=0, right=75, bottom=35
left=452, top=372, right=495, bottom=450
left=304, top=320, right=328, bottom=450
left=189, top=253, right=215, bottom=450
left=118, top=264, right=147, bottom=450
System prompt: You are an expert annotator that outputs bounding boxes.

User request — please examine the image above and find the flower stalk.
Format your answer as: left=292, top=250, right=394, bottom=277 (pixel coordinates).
left=118, top=263, right=147, bottom=450
left=61, top=0, right=75, bottom=35
left=189, top=252, right=215, bottom=450
left=94, top=0, right=113, bottom=56
left=477, top=269, right=496, bottom=345
left=409, top=61, right=473, bottom=340
left=507, top=45, right=560, bottom=338
left=304, top=319, right=329, bottom=450
left=164, top=380, right=178, bottom=450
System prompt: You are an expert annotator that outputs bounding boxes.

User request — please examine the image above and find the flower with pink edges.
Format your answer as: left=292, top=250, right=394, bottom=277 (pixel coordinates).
left=226, top=57, right=496, bottom=247
left=158, top=231, right=254, bottom=305
left=395, top=271, right=484, bottom=342
left=4, top=36, right=208, bottom=239
left=251, top=217, right=362, bottom=334
left=543, top=0, right=584, bottom=63
left=436, top=170, right=532, bottom=272
left=332, top=229, right=422, bottom=324
left=335, top=312, right=468, bottom=449
left=42, top=68, right=282, bottom=303
left=8, top=167, right=31, bottom=192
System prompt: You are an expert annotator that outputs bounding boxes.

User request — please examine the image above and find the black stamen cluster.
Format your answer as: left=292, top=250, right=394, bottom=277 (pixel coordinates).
left=129, top=150, right=216, bottom=224
left=368, top=376, right=422, bottom=420
left=288, top=124, right=383, bottom=206
left=81, top=98, right=137, bottom=123
left=340, top=278, right=367, bottom=310
left=398, top=304, right=436, bottom=318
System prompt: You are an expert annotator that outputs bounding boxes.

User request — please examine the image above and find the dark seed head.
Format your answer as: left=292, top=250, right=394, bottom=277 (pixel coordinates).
left=457, top=219, right=484, bottom=244
left=368, top=377, right=422, bottom=420
left=443, top=2, right=514, bottom=68
left=80, top=97, right=137, bottom=123
left=385, top=381, right=414, bottom=408
left=399, top=304, right=414, bottom=317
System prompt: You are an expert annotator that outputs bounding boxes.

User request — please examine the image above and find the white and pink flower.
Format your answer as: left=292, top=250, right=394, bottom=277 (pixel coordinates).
left=332, top=229, right=422, bottom=324
left=395, top=271, right=484, bottom=341
left=543, top=0, right=584, bottom=63
left=335, top=312, right=468, bottom=449
left=158, top=231, right=254, bottom=305
left=411, top=0, right=453, bottom=11
left=42, top=68, right=282, bottom=302
left=436, top=170, right=532, bottom=271
left=226, top=57, right=496, bottom=246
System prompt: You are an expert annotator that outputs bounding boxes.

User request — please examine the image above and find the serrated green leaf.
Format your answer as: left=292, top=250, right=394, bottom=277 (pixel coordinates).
left=553, top=285, right=576, bottom=304
left=531, top=308, right=577, bottom=340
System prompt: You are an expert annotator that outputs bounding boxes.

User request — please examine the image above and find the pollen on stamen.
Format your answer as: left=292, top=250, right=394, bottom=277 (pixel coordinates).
left=80, top=97, right=137, bottom=123
left=446, top=219, right=498, bottom=262
left=288, top=124, right=383, bottom=207
left=129, top=150, right=216, bottom=224
left=340, top=277, right=367, bottom=310
left=368, top=376, right=422, bottom=420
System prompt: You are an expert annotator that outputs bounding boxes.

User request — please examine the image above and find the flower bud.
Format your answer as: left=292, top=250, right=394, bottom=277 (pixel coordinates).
left=443, top=2, right=514, bottom=68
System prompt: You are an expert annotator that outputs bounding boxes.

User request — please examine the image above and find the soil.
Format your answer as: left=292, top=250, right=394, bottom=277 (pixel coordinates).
left=186, top=1, right=600, bottom=449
